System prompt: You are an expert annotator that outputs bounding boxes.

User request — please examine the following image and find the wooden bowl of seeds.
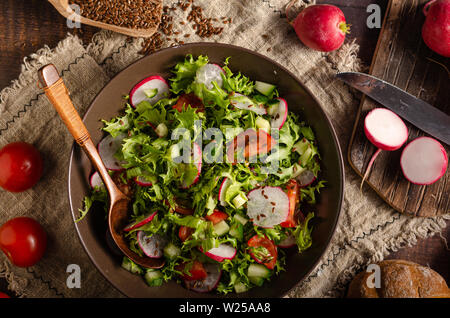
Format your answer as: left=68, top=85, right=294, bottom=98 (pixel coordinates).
left=48, top=0, right=163, bottom=38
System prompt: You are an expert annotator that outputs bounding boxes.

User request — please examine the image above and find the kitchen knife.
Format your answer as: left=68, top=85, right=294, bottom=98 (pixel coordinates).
left=337, top=72, right=450, bottom=145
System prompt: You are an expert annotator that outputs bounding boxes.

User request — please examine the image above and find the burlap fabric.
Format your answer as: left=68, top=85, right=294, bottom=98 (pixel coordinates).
left=0, top=0, right=448, bottom=298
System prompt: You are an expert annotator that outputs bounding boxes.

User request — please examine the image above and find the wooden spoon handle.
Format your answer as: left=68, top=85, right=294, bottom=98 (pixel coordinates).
left=38, top=64, right=119, bottom=197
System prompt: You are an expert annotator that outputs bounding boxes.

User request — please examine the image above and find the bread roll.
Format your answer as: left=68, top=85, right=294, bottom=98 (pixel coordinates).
left=347, top=260, right=450, bottom=298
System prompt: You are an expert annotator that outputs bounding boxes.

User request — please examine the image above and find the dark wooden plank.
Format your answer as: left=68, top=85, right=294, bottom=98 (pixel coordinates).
left=348, top=0, right=450, bottom=217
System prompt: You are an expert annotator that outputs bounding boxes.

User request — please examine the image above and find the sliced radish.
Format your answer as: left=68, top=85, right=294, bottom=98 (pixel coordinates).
left=134, top=172, right=155, bottom=187
left=230, top=93, right=267, bottom=115
left=218, top=177, right=232, bottom=206
left=97, top=133, right=127, bottom=171
left=270, top=98, right=288, bottom=130
left=137, top=231, right=168, bottom=258
left=124, top=211, right=157, bottom=232
left=361, top=108, right=408, bottom=187
left=400, top=137, right=448, bottom=185
left=247, top=186, right=290, bottom=228
left=129, top=75, right=170, bottom=108
left=278, top=235, right=296, bottom=248
left=184, top=263, right=222, bottom=293
left=181, top=142, right=202, bottom=189
left=296, top=170, right=316, bottom=187
left=89, top=171, right=105, bottom=190
left=195, top=63, right=225, bottom=90
left=203, top=244, right=237, bottom=262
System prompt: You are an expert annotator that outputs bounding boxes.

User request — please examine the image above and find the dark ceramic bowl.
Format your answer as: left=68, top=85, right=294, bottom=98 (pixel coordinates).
left=68, top=43, right=344, bottom=298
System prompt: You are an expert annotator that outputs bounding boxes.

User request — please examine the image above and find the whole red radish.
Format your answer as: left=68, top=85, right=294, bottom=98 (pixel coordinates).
left=289, top=4, right=350, bottom=52
left=422, top=0, right=450, bottom=57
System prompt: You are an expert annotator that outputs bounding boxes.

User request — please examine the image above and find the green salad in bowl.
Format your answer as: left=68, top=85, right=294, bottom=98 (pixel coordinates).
left=79, top=54, right=325, bottom=294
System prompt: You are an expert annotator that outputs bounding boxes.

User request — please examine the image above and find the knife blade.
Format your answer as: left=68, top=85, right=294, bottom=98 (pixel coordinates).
left=337, top=72, right=450, bottom=145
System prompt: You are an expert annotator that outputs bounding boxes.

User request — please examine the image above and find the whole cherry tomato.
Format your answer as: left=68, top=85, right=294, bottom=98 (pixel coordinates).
left=0, top=217, right=47, bottom=267
left=0, top=142, right=43, bottom=192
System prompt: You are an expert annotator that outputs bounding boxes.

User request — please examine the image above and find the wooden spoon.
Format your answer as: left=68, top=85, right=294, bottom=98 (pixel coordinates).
left=38, top=64, right=164, bottom=269
left=48, top=0, right=162, bottom=38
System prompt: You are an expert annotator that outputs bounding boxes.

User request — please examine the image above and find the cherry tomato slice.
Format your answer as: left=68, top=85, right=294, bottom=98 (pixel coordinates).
left=0, top=217, right=47, bottom=267
left=178, top=226, right=194, bottom=242
left=0, top=142, right=43, bottom=193
left=173, top=93, right=204, bottom=112
left=226, top=129, right=276, bottom=163
left=205, top=210, right=228, bottom=225
left=176, top=260, right=207, bottom=281
left=280, top=180, right=299, bottom=228
left=247, top=235, right=278, bottom=270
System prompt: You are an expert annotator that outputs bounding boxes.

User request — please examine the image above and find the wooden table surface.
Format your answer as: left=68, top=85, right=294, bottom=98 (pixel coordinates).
left=0, top=0, right=448, bottom=296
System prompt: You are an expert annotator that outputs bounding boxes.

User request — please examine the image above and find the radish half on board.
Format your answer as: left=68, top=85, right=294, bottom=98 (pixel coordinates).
left=129, top=75, right=170, bottom=108
left=400, top=137, right=448, bottom=185
left=97, top=133, right=128, bottom=171
left=195, top=63, right=225, bottom=90
left=361, top=108, right=408, bottom=187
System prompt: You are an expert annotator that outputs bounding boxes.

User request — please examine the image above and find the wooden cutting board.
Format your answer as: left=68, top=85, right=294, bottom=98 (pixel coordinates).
left=348, top=0, right=449, bottom=217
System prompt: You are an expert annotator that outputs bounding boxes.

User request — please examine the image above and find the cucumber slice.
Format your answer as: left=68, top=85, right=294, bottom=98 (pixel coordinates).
left=232, top=192, right=248, bottom=209
left=163, top=242, right=181, bottom=260
left=255, top=116, right=271, bottom=133
left=229, top=223, right=243, bottom=241
left=155, top=123, right=168, bottom=138
left=234, top=281, right=248, bottom=293
left=247, top=263, right=271, bottom=278
left=233, top=214, right=248, bottom=225
left=121, top=257, right=143, bottom=275
left=144, top=270, right=164, bottom=286
left=213, top=220, right=230, bottom=236
left=255, top=81, right=276, bottom=96
left=249, top=275, right=265, bottom=287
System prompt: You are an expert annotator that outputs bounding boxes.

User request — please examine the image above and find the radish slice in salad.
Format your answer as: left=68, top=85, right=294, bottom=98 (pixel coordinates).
left=269, top=98, right=288, bottom=130
left=277, top=235, right=296, bottom=248
left=218, top=177, right=232, bottom=206
left=124, top=211, right=157, bottom=232
left=184, top=263, right=222, bottom=293
left=137, top=231, right=168, bottom=258
left=97, top=133, right=127, bottom=171
left=247, top=186, right=290, bottom=228
left=89, top=171, right=105, bottom=190
left=296, top=170, right=316, bottom=187
left=400, top=137, right=448, bottom=185
left=230, top=93, right=267, bottom=115
left=129, top=75, right=170, bottom=108
left=203, top=244, right=237, bottom=262
left=195, top=63, right=225, bottom=89
left=181, top=142, right=203, bottom=189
